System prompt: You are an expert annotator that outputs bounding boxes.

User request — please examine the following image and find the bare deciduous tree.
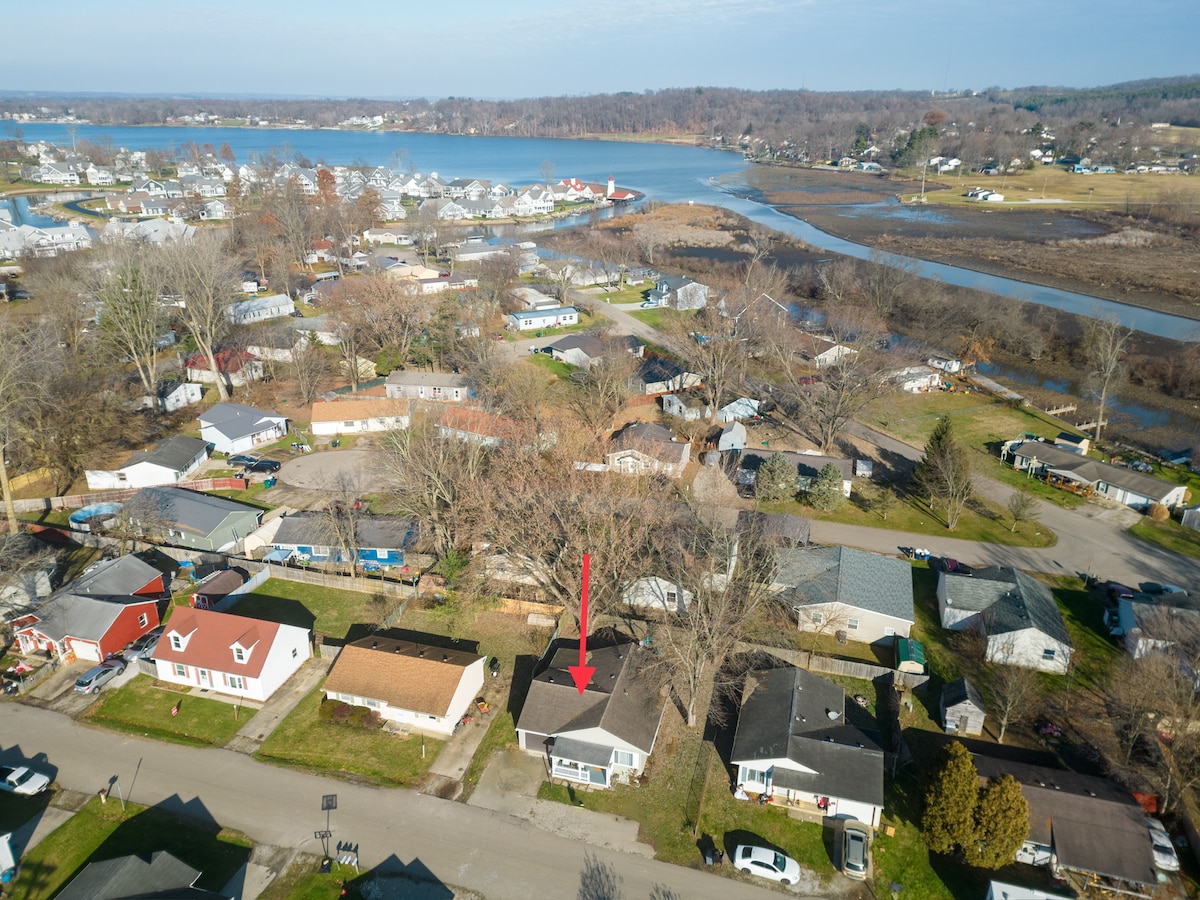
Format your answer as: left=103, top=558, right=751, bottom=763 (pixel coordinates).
left=984, top=651, right=1042, bottom=743
left=0, top=324, right=55, bottom=530
left=93, top=242, right=169, bottom=395
left=1084, top=319, right=1132, bottom=444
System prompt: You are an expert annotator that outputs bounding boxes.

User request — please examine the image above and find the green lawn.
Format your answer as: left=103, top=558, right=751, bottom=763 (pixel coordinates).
left=760, top=480, right=1057, bottom=548
left=1044, top=575, right=1120, bottom=694
left=628, top=307, right=697, bottom=331
left=594, top=284, right=651, bottom=304
left=6, top=795, right=251, bottom=900
left=527, top=353, right=577, bottom=378
left=862, top=391, right=1091, bottom=510
left=85, top=675, right=253, bottom=747
left=255, top=687, right=441, bottom=784
left=230, top=578, right=384, bottom=639
left=1130, top=517, right=1200, bottom=561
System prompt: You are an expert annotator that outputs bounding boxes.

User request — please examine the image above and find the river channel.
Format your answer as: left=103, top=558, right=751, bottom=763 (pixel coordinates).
left=9, top=123, right=1198, bottom=440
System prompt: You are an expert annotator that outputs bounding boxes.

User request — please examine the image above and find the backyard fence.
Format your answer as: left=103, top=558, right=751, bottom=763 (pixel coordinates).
left=737, top=641, right=929, bottom=689
left=13, top=477, right=250, bottom=514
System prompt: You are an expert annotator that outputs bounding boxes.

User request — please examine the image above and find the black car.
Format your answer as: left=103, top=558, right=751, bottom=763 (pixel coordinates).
left=244, top=459, right=281, bottom=474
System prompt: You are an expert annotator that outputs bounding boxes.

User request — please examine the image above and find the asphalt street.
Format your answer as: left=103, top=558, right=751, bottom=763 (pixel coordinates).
left=0, top=704, right=795, bottom=900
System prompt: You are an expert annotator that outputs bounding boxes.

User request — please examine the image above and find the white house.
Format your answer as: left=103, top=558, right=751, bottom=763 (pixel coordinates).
left=731, top=666, right=884, bottom=826
left=622, top=576, right=693, bottom=615
left=716, top=397, right=760, bottom=422
left=308, top=398, right=411, bottom=435
left=606, top=422, right=690, bottom=478
left=1003, top=439, right=1187, bottom=510
left=152, top=606, right=311, bottom=703
left=322, top=631, right=485, bottom=736
left=889, top=365, right=942, bottom=393
left=938, top=566, right=1073, bottom=673
left=661, top=392, right=711, bottom=421
left=226, top=294, right=295, bottom=326
left=362, top=226, right=410, bottom=245
left=184, top=350, right=264, bottom=389
left=773, top=546, right=915, bottom=646
left=198, top=403, right=289, bottom=455
left=384, top=370, right=471, bottom=402
left=143, top=380, right=203, bottom=413
left=718, top=421, right=748, bottom=452
left=738, top=449, right=854, bottom=499
left=516, top=641, right=665, bottom=788
left=507, top=306, right=579, bottom=332
left=646, top=275, right=708, bottom=310
left=798, top=333, right=858, bottom=369
left=1108, top=594, right=1200, bottom=660
left=85, top=435, right=209, bottom=491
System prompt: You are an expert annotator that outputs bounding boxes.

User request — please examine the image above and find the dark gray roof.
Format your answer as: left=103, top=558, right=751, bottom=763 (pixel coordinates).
left=636, top=357, right=687, bottom=386
left=516, top=642, right=664, bottom=754
left=942, top=677, right=985, bottom=712
left=972, top=755, right=1156, bottom=886
left=775, top=545, right=915, bottom=623
left=67, top=555, right=162, bottom=597
left=122, top=435, right=209, bottom=472
left=54, top=850, right=223, bottom=900
left=945, top=567, right=1072, bottom=646
left=125, top=487, right=262, bottom=539
left=273, top=512, right=417, bottom=550
left=547, top=333, right=604, bottom=356
left=739, top=449, right=854, bottom=482
left=198, top=402, right=286, bottom=442
left=609, top=422, right=689, bottom=468
left=1009, top=440, right=1178, bottom=503
left=27, top=593, right=156, bottom=643
left=730, top=667, right=883, bottom=808
left=553, top=736, right=615, bottom=767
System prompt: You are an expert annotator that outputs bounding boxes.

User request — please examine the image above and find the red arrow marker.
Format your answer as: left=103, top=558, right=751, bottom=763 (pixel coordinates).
left=568, top=553, right=596, bottom=694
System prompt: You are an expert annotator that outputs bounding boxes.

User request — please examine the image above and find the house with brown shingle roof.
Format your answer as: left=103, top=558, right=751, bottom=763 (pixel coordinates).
left=308, top=397, right=411, bottom=436
left=516, top=640, right=665, bottom=788
left=322, top=631, right=486, bottom=736
left=151, top=606, right=312, bottom=702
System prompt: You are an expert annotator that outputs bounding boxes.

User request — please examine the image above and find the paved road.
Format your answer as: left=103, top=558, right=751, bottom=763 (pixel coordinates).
left=839, top=421, right=1200, bottom=590
left=0, top=704, right=794, bottom=900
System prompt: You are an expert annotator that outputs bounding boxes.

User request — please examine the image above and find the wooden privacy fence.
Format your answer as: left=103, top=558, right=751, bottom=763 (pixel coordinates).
left=260, top=559, right=415, bottom=598
left=13, top=477, right=250, bottom=514
left=737, top=641, right=929, bottom=689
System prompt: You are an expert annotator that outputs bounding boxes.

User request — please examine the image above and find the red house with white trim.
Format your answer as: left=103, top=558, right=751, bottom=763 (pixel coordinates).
left=152, top=607, right=311, bottom=702
left=11, top=555, right=166, bottom=662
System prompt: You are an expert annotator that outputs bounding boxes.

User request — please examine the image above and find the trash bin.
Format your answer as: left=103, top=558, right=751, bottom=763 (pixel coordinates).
left=263, top=477, right=276, bottom=488
left=331, top=439, right=340, bottom=448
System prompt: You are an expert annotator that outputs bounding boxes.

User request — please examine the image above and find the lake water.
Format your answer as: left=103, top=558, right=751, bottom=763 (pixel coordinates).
left=12, top=122, right=1200, bottom=342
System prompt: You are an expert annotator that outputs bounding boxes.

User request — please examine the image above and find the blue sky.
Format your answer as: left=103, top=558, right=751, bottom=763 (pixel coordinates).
left=8, top=0, right=1195, bottom=98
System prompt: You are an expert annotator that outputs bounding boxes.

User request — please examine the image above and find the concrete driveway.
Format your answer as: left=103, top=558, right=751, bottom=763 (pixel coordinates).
left=278, top=449, right=397, bottom=493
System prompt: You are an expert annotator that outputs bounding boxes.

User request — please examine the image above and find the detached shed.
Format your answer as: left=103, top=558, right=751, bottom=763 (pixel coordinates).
left=940, top=677, right=986, bottom=736
left=894, top=637, right=926, bottom=674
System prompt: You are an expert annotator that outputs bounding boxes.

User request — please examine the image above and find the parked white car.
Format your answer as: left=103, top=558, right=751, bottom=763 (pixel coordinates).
left=0, top=764, right=51, bottom=795
left=1147, top=818, right=1180, bottom=872
left=734, top=844, right=802, bottom=885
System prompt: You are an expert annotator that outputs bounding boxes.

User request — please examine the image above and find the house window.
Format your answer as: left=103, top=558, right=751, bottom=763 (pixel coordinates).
left=847, top=618, right=860, bottom=631
left=364, top=698, right=381, bottom=708
left=810, top=612, right=825, bottom=625
left=228, top=675, right=245, bottom=690
left=174, top=663, right=186, bottom=678
left=1042, top=648, right=1056, bottom=660
left=234, top=647, right=245, bottom=663
left=292, top=648, right=298, bottom=658
left=741, top=766, right=768, bottom=785
left=613, top=750, right=635, bottom=768
left=170, top=635, right=182, bottom=650
left=665, top=591, right=678, bottom=605
left=884, top=627, right=896, bottom=637
left=138, top=613, right=149, bottom=628
left=343, top=421, right=354, bottom=428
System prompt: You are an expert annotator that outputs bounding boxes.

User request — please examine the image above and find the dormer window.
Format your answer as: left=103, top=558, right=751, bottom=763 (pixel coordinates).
left=234, top=647, right=245, bottom=663
left=170, top=634, right=182, bottom=650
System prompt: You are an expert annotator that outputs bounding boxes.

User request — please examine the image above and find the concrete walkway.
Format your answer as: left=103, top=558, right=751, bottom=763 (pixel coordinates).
left=468, top=748, right=653, bottom=858
left=225, top=656, right=331, bottom=755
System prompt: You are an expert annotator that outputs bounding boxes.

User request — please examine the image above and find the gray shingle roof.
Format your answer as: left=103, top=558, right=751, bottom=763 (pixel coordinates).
left=730, top=667, right=883, bottom=807
left=516, top=642, right=664, bottom=754
left=942, top=676, right=985, bottom=712
left=198, top=402, right=286, bottom=442
left=739, top=449, right=854, bottom=483
left=1009, top=440, right=1179, bottom=503
left=27, top=593, right=156, bottom=643
left=945, top=566, right=1072, bottom=645
left=972, top=755, right=1156, bottom=885
left=122, top=435, right=208, bottom=472
left=385, top=371, right=469, bottom=388
left=775, top=545, right=915, bottom=623
left=67, top=555, right=162, bottom=597
left=54, top=850, right=220, bottom=900
left=125, top=487, right=262, bottom=539
left=273, top=512, right=416, bottom=550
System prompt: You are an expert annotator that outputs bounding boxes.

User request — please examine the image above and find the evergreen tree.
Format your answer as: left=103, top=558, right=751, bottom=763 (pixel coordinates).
left=808, top=463, right=845, bottom=511
left=965, top=776, right=1029, bottom=869
left=913, top=415, right=974, bottom=529
left=755, top=453, right=798, bottom=502
left=922, top=741, right=978, bottom=854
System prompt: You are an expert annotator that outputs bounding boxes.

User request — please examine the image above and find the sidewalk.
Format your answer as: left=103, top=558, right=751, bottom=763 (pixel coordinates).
left=224, top=656, right=331, bottom=755
left=468, top=748, right=653, bottom=858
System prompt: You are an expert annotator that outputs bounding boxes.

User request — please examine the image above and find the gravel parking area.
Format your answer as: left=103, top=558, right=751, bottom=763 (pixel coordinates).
left=277, top=449, right=396, bottom=492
